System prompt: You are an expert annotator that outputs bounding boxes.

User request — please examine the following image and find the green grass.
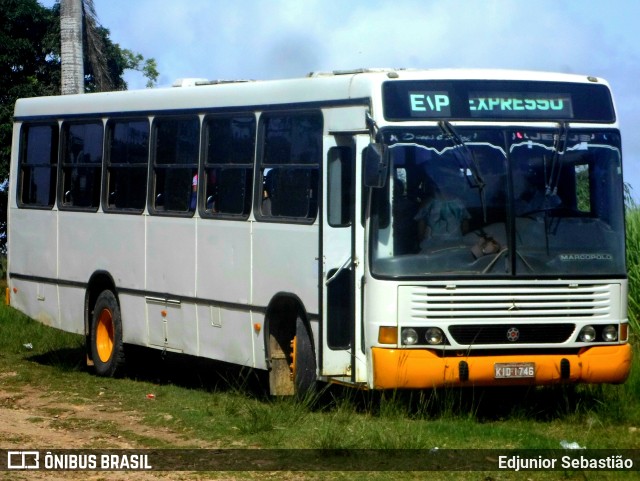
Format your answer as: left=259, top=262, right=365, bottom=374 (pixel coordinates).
left=1, top=304, right=640, bottom=451
left=627, top=206, right=640, bottom=332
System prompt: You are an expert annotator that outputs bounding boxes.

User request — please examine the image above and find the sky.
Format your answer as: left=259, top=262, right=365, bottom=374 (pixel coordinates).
left=40, top=0, right=640, bottom=198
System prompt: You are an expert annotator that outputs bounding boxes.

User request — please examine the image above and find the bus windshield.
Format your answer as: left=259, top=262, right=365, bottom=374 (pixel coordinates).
left=370, top=126, right=625, bottom=278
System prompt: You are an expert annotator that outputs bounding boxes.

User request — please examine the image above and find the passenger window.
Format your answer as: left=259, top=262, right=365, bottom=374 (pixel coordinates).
left=18, top=123, right=59, bottom=208
left=202, top=115, right=255, bottom=216
left=60, top=121, right=103, bottom=210
left=151, top=116, right=199, bottom=214
left=105, top=119, right=149, bottom=212
left=259, top=112, right=322, bottom=221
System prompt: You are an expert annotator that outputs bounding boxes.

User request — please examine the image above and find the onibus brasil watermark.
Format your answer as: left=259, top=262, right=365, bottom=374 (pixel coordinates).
left=6, top=451, right=151, bottom=471
left=2, top=449, right=638, bottom=472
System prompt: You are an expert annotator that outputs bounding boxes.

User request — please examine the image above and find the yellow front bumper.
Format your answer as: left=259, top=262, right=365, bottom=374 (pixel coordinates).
left=372, top=344, right=633, bottom=389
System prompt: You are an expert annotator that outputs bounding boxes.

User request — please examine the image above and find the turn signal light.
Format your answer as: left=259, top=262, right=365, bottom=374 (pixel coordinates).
left=378, top=326, right=398, bottom=345
left=620, top=323, right=629, bottom=342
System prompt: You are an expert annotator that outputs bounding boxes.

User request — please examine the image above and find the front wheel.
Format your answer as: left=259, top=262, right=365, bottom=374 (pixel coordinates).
left=90, top=290, right=125, bottom=377
left=291, top=315, right=317, bottom=397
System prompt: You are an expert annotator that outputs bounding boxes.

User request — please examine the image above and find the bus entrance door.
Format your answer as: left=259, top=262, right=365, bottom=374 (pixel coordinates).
left=321, top=135, right=361, bottom=380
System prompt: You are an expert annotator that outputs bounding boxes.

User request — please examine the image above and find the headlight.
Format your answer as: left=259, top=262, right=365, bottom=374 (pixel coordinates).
left=425, top=327, right=444, bottom=345
left=401, top=328, right=419, bottom=345
left=602, top=325, right=618, bottom=342
left=579, top=325, right=596, bottom=342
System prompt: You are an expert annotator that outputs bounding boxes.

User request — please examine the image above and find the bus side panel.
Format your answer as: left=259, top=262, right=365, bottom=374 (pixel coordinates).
left=196, top=220, right=253, bottom=364
left=57, top=212, right=146, bottom=340
left=10, top=208, right=58, bottom=281
left=58, top=213, right=146, bottom=287
left=252, top=223, right=319, bottom=316
left=91, top=214, right=175, bottom=349
left=146, top=216, right=196, bottom=296
left=9, top=278, right=59, bottom=329
left=8, top=208, right=59, bottom=326
left=196, top=304, right=257, bottom=368
left=57, top=286, right=86, bottom=335
left=146, top=216, right=196, bottom=353
left=147, top=300, right=198, bottom=354
left=196, top=220, right=251, bottom=306
left=119, top=293, right=147, bottom=346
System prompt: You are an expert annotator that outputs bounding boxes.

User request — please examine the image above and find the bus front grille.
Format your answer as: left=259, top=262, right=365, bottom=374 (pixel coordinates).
left=398, top=283, right=615, bottom=323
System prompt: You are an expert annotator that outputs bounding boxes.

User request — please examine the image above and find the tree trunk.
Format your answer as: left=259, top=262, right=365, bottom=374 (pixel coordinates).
left=60, top=0, right=84, bottom=95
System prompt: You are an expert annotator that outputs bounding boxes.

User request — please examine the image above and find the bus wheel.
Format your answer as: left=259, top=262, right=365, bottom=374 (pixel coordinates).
left=291, top=315, right=316, bottom=397
left=90, top=290, right=125, bottom=377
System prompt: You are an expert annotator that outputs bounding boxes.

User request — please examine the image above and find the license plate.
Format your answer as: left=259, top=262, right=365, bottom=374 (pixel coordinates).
left=494, top=362, right=535, bottom=379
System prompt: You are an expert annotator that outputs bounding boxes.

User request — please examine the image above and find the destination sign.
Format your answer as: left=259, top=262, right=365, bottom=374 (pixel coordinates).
left=408, top=91, right=573, bottom=119
left=468, top=92, right=573, bottom=118
left=408, top=91, right=451, bottom=117
left=383, top=80, right=615, bottom=122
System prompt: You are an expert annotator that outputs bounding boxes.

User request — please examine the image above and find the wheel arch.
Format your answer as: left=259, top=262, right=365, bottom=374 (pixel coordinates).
left=263, top=292, right=318, bottom=396
left=84, top=271, right=118, bottom=338
left=263, top=291, right=315, bottom=364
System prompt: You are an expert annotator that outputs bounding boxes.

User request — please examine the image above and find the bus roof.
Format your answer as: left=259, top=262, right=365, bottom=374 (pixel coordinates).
left=13, top=68, right=610, bottom=120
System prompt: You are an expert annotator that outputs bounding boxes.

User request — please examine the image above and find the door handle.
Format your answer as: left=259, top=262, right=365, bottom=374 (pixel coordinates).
left=325, top=257, right=352, bottom=285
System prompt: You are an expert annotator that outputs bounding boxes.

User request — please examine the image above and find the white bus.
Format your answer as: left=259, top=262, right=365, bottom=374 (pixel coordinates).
left=7, top=69, right=632, bottom=394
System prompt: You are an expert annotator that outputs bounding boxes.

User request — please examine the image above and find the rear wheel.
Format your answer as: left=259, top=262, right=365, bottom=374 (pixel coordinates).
left=90, top=290, right=125, bottom=377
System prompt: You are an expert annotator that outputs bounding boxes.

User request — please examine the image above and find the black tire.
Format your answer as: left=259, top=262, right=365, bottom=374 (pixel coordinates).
left=293, top=315, right=317, bottom=397
left=90, top=290, right=125, bottom=377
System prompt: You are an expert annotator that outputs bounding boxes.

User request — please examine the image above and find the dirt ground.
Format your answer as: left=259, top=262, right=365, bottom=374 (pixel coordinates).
left=0, top=371, right=233, bottom=481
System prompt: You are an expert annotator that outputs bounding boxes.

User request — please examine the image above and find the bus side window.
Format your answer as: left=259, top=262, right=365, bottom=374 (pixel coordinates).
left=105, top=119, right=149, bottom=212
left=202, top=115, right=255, bottom=217
left=327, top=146, right=353, bottom=227
left=18, top=123, right=59, bottom=208
left=151, top=116, right=199, bottom=215
left=259, top=112, right=322, bottom=222
left=60, top=121, right=103, bottom=210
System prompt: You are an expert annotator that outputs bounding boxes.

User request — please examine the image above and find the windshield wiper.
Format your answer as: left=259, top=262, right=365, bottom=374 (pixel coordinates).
left=438, top=121, right=486, bottom=189
left=438, top=120, right=487, bottom=222
left=545, top=121, right=568, bottom=197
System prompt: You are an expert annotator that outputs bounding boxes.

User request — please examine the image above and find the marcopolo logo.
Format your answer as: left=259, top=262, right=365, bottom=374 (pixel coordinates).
left=560, top=253, right=613, bottom=262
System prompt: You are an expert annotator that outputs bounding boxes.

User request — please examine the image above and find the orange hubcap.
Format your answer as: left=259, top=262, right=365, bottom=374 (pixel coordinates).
left=289, top=336, right=297, bottom=381
left=96, top=308, right=114, bottom=363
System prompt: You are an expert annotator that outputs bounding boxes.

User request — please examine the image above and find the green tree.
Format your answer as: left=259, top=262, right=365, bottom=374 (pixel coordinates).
left=0, top=0, right=158, bottom=253
left=1, top=0, right=58, bottom=180
left=0, top=0, right=158, bottom=177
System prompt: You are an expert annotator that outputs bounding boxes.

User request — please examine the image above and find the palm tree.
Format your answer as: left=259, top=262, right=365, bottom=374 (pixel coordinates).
left=60, top=0, right=83, bottom=94
left=60, top=0, right=111, bottom=95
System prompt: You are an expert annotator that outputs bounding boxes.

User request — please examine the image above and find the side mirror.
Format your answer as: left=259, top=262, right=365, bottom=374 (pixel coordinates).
left=363, top=143, right=388, bottom=188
